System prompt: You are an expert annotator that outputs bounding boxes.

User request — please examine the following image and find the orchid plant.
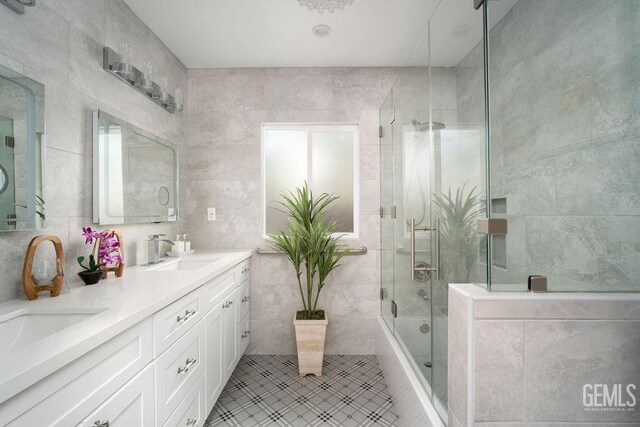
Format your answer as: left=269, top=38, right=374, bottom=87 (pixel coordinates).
left=77, top=227, right=123, bottom=273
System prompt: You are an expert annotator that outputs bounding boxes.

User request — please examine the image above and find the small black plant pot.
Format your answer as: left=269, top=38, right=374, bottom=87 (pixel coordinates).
left=78, top=270, right=103, bottom=285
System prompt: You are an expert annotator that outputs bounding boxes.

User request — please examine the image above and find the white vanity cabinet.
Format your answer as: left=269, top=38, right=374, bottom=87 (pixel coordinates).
left=202, top=259, right=251, bottom=414
left=0, top=255, right=251, bottom=427
left=0, top=318, right=153, bottom=427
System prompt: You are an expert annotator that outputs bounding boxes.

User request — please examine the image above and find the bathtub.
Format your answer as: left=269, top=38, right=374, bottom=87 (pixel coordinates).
left=376, top=315, right=449, bottom=426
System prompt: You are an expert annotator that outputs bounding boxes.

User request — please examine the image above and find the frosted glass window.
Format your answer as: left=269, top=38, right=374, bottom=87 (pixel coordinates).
left=263, top=125, right=359, bottom=237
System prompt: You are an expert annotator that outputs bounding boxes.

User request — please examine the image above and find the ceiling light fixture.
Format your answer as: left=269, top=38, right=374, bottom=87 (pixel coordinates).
left=298, top=0, right=355, bottom=14
left=312, top=24, right=332, bottom=38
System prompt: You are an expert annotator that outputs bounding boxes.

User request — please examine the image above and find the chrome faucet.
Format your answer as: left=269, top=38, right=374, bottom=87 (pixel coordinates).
left=146, top=234, right=174, bottom=265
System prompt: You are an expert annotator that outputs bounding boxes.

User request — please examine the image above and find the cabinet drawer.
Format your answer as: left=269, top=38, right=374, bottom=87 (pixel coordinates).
left=201, top=270, right=235, bottom=314
left=238, top=312, right=250, bottom=356
left=163, top=372, right=205, bottom=427
left=0, top=318, right=153, bottom=427
left=79, top=363, right=155, bottom=427
left=238, top=279, right=250, bottom=321
left=153, top=290, right=203, bottom=357
left=236, top=259, right=250, bottom=285
left=155, top=320, right=204, bottom=426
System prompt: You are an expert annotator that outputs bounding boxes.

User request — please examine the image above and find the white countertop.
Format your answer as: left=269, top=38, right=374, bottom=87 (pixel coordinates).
left=0, top=250, right=252, bottom=405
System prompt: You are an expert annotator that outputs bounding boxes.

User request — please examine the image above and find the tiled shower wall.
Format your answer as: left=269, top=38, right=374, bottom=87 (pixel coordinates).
left=0, top=0, right=187, bottom=302
left=460, top=0, right=640, bottom=291
left=185, top=68, right=399, bottom=354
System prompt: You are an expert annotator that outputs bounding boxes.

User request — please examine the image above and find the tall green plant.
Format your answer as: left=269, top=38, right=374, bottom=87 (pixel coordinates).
left=433, top=184, right=483, bottom=284
left=267, top=183, right=351, bottom=320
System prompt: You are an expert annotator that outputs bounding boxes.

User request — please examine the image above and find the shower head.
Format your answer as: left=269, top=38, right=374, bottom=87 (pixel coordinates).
left=411, top=119, right=446, bottom=131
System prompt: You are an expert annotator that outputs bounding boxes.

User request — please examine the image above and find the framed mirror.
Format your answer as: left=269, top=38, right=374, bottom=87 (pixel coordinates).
left=92, top=110, right=178, bottom=225
left=0, top=64, right=45, bottom=231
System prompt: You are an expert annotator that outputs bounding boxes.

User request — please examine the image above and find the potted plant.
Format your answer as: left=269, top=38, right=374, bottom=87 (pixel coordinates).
left=77, top=227, right=123, bottom=285
left=268, top=183, right=351, bottom=376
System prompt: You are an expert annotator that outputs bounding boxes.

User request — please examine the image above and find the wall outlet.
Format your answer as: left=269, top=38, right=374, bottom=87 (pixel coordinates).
left=207, top=207, right=216, bottom=221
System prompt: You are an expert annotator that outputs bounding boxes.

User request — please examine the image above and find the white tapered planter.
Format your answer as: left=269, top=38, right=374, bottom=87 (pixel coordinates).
left=293, top=313, right=328, bottom=376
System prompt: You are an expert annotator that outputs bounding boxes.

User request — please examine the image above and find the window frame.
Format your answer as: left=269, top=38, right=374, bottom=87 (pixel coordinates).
left=261, top=123, right=360, bottom=240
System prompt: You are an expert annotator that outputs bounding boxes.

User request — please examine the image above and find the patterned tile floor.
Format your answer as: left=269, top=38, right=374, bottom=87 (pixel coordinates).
left=205, top=355, right=400, bottom=427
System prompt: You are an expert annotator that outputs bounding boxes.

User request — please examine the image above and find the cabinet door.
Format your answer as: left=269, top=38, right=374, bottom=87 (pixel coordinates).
left=204, top=304, right=224, bottom=414
left=222, top=287, right=238, bottom=381
left=238, top=312, right=250, bottom=357
left=238, top=279, right=250, bottom=321
left=79, top=364, right=155, bottom=427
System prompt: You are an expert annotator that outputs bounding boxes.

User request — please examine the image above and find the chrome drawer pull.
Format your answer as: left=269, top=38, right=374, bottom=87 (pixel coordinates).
left=228, top=300, right=233, bottom=305
left=222, top=302, right=229, bottom=309
left=178, top=357, right=197, bottom=374
left=186, top=418, right=197, bottom=426
left=242, top=330, right=250, bottom=338
left=241, top=296, right=250, bottom=303
left=177, top=309, right=196, bottom=323
left=93, top=421, right=109, bottom=427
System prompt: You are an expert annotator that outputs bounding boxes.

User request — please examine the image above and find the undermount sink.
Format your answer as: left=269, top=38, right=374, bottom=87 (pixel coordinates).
left=0, top=307, right=106, bottom=355
left=145, top=258, right=220, bottom=272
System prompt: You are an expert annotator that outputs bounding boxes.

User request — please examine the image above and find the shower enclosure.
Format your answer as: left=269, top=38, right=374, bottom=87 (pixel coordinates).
left=379, top=0, right=640, bottom=425
left=380, top=2, right=487, bottom=421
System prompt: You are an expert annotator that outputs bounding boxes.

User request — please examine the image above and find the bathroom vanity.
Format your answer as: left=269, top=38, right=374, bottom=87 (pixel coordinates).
left=0, top=251, right=252, bottom=427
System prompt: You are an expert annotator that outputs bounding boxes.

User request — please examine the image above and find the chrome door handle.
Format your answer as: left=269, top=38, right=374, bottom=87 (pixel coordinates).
left=410, top=218, right=438, bottom=281
left=435, top=218, right=440, bottom=281
left=93, top=421, right=109, bottom=427
left=185, top=357, right=197, bottom=367
left=242, top=330, right=250, bottom=338
left=186, top=418, right=197, bottom=426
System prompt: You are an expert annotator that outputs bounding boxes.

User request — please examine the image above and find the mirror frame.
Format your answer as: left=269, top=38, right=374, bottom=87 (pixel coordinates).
left=0, top=65, right=46, bottom=232
left=92, top=110, right=179, bottom=225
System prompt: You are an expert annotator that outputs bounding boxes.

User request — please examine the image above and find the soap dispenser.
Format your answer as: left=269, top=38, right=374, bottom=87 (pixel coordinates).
left=172, top=235, right=185, bottom=253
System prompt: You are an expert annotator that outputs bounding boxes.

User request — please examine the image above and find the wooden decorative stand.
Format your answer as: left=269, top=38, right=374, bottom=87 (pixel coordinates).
left=100, top=229, right=124, bottom=279
left=22, top=235, right=65, bottom=300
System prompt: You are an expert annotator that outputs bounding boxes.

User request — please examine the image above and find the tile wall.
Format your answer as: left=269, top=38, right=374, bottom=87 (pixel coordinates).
left=456, top=0, right=640, bottom=291
left=185, top=67, right=399, bottom=354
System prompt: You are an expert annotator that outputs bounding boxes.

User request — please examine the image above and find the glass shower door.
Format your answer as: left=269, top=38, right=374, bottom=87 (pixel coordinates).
left=380, top=90, right=395, bottom=330
left=389, top=67, right=435, bottom=396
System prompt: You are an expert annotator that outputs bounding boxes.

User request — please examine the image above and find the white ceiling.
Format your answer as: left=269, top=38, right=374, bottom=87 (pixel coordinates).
left=123, top=0, right=519, bottom=69
left=123, top=0, right=439, bottom=69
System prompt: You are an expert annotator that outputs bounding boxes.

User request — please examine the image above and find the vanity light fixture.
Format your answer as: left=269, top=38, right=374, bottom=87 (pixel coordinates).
left=102, top=46, right=182, bottom=114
